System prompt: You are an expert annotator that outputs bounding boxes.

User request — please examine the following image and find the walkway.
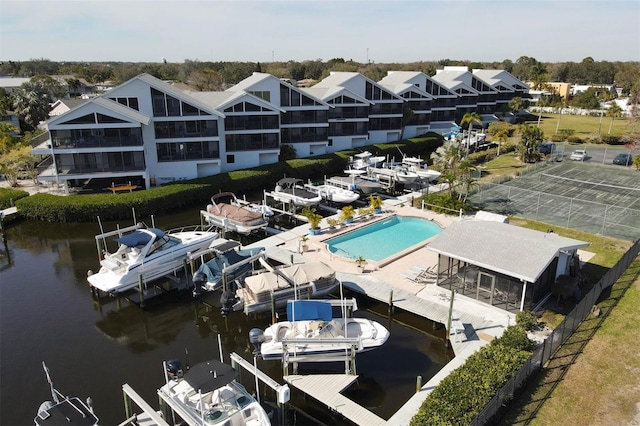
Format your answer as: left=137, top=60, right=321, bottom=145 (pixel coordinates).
left=245, top=193, right=515, bottom=425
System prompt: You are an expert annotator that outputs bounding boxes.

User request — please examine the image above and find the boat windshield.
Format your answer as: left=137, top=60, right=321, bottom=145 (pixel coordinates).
left=147, top=235, right=181, bottom=256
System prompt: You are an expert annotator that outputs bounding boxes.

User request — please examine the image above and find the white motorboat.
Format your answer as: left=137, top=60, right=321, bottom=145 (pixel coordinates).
left=303, top=181, right=360, bottom=204
left=225, top=261, right=340, bottom=315
left=201, top=192, right=269, bottom=235
left=87, top=223, right=219, bottom=294
left=158, top=359, right=271, bottom=426
left=191, top=239, right=265, bottom=296
left=401, top=156, right=442, bottom=183
left=327, top=169, right=384, bottom=195
left=369, top=164, right=420, bottom=184
left=347, top=151, right=386, bottom=170
left=272, top=178, right=322, bottom=207
left=35, top=362, right=99, bottom=426
left=250, top=300, right=390, bottom=361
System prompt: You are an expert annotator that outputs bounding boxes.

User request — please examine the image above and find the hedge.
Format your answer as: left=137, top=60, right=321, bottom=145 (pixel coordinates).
left=0, top=187, right=29, bottom=210
left=410, top=326, right=534, bottom=426
left=15, top=133, right=444, bottom=222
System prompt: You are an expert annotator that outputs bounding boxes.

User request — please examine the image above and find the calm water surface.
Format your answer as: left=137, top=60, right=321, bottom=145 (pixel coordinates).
left=0, top=206, right=452, bottom=425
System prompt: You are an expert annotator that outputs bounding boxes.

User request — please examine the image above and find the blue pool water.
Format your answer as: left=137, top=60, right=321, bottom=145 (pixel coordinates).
left=326, top=216, right=442, bottom=261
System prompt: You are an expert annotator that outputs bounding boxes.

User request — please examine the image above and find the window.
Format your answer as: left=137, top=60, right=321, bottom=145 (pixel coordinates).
left=65, top=113, right=96, bottom=124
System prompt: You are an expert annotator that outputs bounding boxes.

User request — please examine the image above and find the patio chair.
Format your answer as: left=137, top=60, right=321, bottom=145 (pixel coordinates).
left=402, top=265, right=435, bottom=283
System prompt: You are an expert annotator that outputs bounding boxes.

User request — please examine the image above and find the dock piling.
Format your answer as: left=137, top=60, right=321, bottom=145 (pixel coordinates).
left=388, top=289, right=394, bottom=314
left=416, top=375, right=422, bottom=393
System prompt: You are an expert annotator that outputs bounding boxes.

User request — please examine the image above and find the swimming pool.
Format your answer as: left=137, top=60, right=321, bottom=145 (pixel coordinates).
left=325, top=216, right=442, bottom=262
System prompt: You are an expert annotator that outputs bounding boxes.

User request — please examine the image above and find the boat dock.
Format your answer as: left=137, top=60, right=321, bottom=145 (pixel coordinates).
left=284, top=374, right=386, bottom=426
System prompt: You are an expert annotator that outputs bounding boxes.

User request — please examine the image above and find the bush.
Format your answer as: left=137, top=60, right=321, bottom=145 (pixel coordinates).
left=515, top=310, right=538, bottom=331
left=487, top=121, right=516, bottom=137
left=566, top=135, right=582, bottom=144
left=0, top=187, right=29, bottom=210
left=411, top=325, right=534, bottom=425
left=601, top=134, right=623, bottom=145
left=418, top=192, right=475, bottom=215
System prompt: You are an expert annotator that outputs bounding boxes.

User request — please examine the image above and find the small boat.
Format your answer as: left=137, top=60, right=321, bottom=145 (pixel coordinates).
left=250, top=300, right=390, bottom=361
left=369, top=164, right=420, bottom=184
left=347, top=151, right=386, bottom=170
left=158, top=358, right=271, bottom=426
left=303, top=181, right=360, bottom=204
left=201, top=192, right=270, bottom=235
left=401, top=156, right=442, bottom=183
left=327, top=170, right=384, bottom=195
left=35, top=362, right=99, bottom=426
left=272, top=178, right=322, bottom=207
left=191, top=239, right=265, bottom=296
left=87, top=223, right=219, bottom=294
left=225, top=261, right=340, bottom=315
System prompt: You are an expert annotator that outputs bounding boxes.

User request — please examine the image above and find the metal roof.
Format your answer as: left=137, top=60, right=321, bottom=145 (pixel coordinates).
left=427, top=220, right=589, bottom=282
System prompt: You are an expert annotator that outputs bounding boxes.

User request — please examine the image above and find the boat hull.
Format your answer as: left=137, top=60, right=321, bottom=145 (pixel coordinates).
left=87, top=231, right=219, bottom=293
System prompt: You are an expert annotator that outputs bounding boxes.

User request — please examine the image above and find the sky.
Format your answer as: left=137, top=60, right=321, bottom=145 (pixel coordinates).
left=1, top=0, right=639, bottom=64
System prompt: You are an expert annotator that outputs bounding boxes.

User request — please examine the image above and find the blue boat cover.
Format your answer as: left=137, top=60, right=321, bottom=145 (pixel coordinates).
left=287, top=300, right=332, bottom=321
left=115, top=228, right=164, bottom=247
left=197, top=247, right=264, bottom=284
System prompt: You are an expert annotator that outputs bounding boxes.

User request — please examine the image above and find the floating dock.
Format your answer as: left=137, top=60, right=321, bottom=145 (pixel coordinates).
left=284, top=374, right=386, bottom=426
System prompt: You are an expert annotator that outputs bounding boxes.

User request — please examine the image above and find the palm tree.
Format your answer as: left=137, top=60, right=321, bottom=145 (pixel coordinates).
left=430, top=139, right=464, bottom=173
left=457, top=159, right=477, bottom=202
left=460, top=112, right=483, bottom=157
left=607, top=103, right=623, bottom=134
left=494, top=129, right=509, bottom=156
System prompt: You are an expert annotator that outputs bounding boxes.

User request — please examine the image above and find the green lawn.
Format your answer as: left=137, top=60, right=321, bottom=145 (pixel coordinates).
left=522, top=112, right=631, bottom=140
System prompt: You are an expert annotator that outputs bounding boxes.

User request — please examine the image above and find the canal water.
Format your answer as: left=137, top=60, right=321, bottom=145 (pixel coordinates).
left=0, top=205, right=453, bottom=426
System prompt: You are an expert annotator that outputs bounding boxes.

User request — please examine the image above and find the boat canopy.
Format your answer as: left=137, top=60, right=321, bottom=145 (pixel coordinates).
left=115, top=228, right=163, bottom=247
left=183, top=360, right=237, bottom=392
left=197, top=247, right=264, bottom=283
left=287, top=300, right=332, bottom=321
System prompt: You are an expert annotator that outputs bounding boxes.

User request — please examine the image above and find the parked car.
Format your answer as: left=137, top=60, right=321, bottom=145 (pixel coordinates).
left=569, top=149, right=587, bottom=161
left=612, top=153, right=633, bottom=166
left=538, top=142, right=555, bottom=155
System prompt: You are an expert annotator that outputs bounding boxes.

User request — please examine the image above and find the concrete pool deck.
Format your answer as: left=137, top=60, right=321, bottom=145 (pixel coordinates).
left=246, top=193, right=516, bottom=425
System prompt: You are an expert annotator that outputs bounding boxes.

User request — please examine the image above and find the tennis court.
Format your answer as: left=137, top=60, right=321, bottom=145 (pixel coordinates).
left=469, top=162, right=640, bottom=241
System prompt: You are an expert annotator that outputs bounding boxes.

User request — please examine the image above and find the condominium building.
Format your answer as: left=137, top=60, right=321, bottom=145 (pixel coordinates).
left=31, top=69, right=528, bottom=192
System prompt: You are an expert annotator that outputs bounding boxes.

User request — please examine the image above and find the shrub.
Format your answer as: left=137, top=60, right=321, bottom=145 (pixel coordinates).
left=411, top=325, right=534, bottom=425
left=418, top=192, right=475, bottom=215
left=566, top=135, right=582, bottom=144
left=516, top=310, right=539, bottom=330
left=558, top=129, right=575, bottom=139
left=0, top=187, right=29, bottom=210
left=601, top=134, right=623, bottom=145
left=551, top=133, right=565, bottom=142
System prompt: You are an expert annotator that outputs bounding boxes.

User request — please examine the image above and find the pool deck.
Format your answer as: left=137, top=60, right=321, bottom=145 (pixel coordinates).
left=246, top=193, right=516, bottom=425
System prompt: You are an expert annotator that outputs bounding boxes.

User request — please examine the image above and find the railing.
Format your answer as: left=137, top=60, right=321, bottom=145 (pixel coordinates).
left=470, top=239, right=640, bottom=425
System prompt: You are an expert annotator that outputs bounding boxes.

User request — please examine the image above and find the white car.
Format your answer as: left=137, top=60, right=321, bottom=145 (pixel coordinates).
left=570, top=149, right=587, bottom=161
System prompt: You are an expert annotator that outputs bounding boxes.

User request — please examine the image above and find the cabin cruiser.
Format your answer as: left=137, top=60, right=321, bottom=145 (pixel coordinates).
left=303, top=181, right=360, bottom=204
left=201, top=192, right=270, bottom=235
left=347, top=151, right=386, bottom=171
left=158, top=358, right=271, bottom=426
left=223, top=261, right=340, bottom=315
left=87, top=223, right=219, bottom=294
left=250, top=300, right=390, bottom=361
left=35, top=362, right=99, bottom=426
left=191, top=239, right=265, bottom=296
left=401, top=156, right=441, bottom=183
left=272, top=178, right=322, bottom=207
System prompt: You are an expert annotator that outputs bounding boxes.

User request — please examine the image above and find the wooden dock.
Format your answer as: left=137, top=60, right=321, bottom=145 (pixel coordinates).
left=337, top=272, right=504, bottom=355
left=284, top=374, right=386, bottom=426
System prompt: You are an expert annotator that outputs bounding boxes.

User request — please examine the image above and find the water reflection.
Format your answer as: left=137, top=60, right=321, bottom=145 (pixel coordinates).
left=1, top=209, right=453, bottom=425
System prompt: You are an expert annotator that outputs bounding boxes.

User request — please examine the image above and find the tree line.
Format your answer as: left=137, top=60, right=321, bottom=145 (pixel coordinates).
left=1, top=56, right=638, bottom=95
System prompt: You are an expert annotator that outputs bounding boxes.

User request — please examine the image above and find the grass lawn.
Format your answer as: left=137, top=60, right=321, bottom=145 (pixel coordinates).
left=498, top=257, right=640, bottom=425
left=479, top=153, right=525, bottom=181
left=522, top=112, right=632, bottom=140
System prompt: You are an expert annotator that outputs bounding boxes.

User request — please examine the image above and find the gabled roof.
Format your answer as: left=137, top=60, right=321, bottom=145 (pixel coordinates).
left=379, top=82, right=432, bottom=100
left=314, top=71, right=404, bottom=101
left=228, top=72, right=330, bottom=107
left=473, top=69, right=529, bottom=92
left=432, top=70, right=480, bottom=95
left=46, top=97, right=151, bottom=126
left=428, top=220, right=589, bottom=283
left=301, top=86, right=371, bottom=105
left=189, top=90, right=284, bottom=113
left=112, top=73, right=225, bottom=119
